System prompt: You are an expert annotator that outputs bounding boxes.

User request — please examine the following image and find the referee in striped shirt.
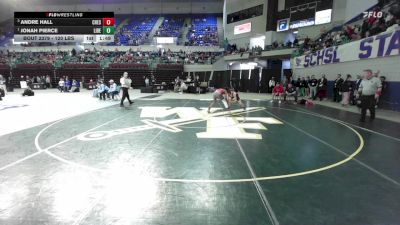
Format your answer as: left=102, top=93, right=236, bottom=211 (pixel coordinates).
left=358, top=69, right=382, bottom=122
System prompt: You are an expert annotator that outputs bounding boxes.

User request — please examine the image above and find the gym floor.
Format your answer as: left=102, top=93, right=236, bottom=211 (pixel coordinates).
left=0, top=90, right=399, bottom=225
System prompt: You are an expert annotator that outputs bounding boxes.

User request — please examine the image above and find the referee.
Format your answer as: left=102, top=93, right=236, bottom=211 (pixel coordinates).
left=120, top=72, right=134, bottom=107
left=358, top=69, right=382, bottom=122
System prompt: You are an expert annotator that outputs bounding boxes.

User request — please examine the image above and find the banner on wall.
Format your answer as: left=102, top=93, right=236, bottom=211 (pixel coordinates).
left=293, top=27, right=400, bottom=69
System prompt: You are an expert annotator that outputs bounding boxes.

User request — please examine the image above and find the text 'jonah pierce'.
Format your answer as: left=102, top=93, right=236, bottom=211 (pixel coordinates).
left=19, top=28, right=58, bottom=34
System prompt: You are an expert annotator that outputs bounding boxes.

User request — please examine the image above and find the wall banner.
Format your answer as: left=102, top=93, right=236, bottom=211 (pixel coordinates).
left=293, top=27, right=400, bottom=69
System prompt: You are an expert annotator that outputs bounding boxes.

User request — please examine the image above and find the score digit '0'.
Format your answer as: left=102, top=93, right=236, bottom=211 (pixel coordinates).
left=102, top=18, right=114, bottom=26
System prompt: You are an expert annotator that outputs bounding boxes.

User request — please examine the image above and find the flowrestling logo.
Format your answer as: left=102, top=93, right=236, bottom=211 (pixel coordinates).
left=363, top=11, right=383, bottom=19
left=78, top=107, right=283, bottom=141
left=289, top=18, right=315, bottom=29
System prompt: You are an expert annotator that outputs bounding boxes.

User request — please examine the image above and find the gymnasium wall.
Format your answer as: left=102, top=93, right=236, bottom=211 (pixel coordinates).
left=223, top=0, right=268, bottom=48
left=292, top=53, right=400, bottom=111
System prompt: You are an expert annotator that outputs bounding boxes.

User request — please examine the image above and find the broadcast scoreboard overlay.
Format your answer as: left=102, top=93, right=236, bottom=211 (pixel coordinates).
left=13, top=12, right=115, bottom=43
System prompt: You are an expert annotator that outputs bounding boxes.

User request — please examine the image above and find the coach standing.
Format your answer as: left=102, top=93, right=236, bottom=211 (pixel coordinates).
left=120, top=72, right=134, bottom=107
left=358, top=69, right=382, bottom=122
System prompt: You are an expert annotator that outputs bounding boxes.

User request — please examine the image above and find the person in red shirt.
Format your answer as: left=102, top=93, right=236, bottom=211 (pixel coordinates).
left=272, top=82, right=284, bottom=102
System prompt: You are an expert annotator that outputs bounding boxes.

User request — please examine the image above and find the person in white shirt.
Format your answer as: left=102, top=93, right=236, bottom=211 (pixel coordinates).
left=58, top=78, right=65, bottom=92
left=179, top=81, right=188, bottom=94
left=0, top=74, right=6, bottom=94
left=120, top=72, right=133, bottom=107
left=268, top=77, right=276, bottom=93
left=358, top=69, right=382, bottom=122
left=45, top=75, right=51, bottom=88
left=108, top=80, right=119, bottom=100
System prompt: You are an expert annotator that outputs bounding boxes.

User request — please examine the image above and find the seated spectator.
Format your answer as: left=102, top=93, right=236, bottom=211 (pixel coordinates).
left=272, top=82, right=284, bottom=102
left=70, top=79, right=80, bottom=92
left=65, top=78, right=71, bottom=92
left=88, top=79, right=96, bottom=89
left=179, top=81, right=188, bottom=94
left=92, top=82, right=99, bottom=97
left=284, top=83, right=298, bottom=103
left=58, top=78, right=65, bottom=92
left=108, top=80, right=119, bottom=100
left=97, top=81, right=109, bottom=101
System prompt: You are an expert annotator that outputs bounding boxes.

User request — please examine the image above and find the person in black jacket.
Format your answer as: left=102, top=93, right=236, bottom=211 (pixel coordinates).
left=317, top=74, right=328, bottom=101
left=340, top=74, right=354, bottom=107
left=299, top=77, right=306, bottom=97
left=309, top=75, right=319, bottom=100
left=295, top=77, right=301, bottom=93
left=333, top=74, right=344, bottom=102
left=376, top=76, right=387, bottom=108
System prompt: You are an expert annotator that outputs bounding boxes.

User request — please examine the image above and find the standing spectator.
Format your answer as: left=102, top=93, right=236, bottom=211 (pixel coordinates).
left=317, top=74, right=328, bottom=101
left=299, top=77, right=306, bottom=97
left=305, top=76, right=310, bottom=97
left=358, top=69, right=382, bottom=122
left=144, top=76, right=150, bottom=87
left=120, top=72, right=134, bottom=107
left=355, top=75, right=363, bottom=90
left=268, top=77, right=276, bottom=93
left=295, top=77, right=301, bottom=92
left=0, top=74, right=6, bottom=94
left=333, top=74, right=344, bottom=102
left=26, top=76, right=33, bottom=89
left=58, top=78, right=65, bottom=92
left=341, top=75, right=354, bottom=107
left=45, top=75, right=51, bottom=88
left=376, top=76, right=387, bottom=108
left=361, top=19, right=369, bottom=38
left=308, top=75, right=318, bottom=100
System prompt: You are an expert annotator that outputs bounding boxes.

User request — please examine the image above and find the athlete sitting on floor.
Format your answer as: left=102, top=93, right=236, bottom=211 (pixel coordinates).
left=208, top=88, right=230, bottom=113
left=229, top=88, right=246, bottom=110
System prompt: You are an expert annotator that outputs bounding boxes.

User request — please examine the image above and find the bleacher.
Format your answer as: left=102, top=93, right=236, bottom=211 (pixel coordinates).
left=154, top=16, right=185, bottom=38
left=116, top=15, right=158, bottom=46
left=187, top=16, right=219, bottom=46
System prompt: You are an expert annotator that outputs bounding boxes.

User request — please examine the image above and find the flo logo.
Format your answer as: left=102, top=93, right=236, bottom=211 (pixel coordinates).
left=363, top=11, right=383, bottom=19
left=78, top=107, right=283, bottom=141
